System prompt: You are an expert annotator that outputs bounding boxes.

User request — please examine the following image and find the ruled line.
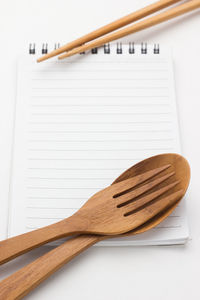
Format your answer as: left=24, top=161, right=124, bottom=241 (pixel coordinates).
left=30, top=104, right=170, bottom=107
left=27, top=207, right=80, bottom=209
left=27, top=216, right=66, bottom=220
left=28, top=147, right=173, bottom=152
left=27, top=186, right=101, bottom=190
left=28, top=121, right=172, bottom=124
left=28, top=177, right=113, bottom=180
left=26, top=140, right=148, bottom=143
left=31, top=69, right=168, bottom=73
left=32, top=87, right=169, bottom=90
left=28, top=132, right=172, bottom=135
left=27, top=196, right=86, bottom=200
left=28, top=147, right=172, bottom=154
left=28, top=167, right=124, bottom=170
left=27, top=156, right=168, bottom=161
left=31, top=95, right=169, bottom=98
left=31, top=112, right=171, bottom=116
left=32, top=78, right=168, bottom=81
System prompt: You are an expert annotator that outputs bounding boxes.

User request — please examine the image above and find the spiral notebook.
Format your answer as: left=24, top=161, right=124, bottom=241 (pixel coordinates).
left=8, top=43, right=189, bottom=246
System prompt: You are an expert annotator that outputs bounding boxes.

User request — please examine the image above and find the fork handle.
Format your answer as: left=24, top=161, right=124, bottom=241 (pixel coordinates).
left=0, top=235, right=101, bottom=300
left=0, top=215, right=85, bottom=265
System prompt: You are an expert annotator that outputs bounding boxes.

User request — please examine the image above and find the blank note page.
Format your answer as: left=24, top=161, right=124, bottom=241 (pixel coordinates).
left=8, top=44, right=188, bottom=245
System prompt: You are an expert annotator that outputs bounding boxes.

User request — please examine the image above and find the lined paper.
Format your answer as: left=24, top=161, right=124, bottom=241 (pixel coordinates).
left=8, top=44, right=188, bottom=245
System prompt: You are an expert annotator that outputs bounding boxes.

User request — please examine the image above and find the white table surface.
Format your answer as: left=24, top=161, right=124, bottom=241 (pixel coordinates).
left=0, top=1, right=200, bottom=299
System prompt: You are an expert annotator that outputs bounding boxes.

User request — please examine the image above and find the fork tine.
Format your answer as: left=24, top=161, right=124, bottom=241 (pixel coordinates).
left=125, top=189, right=184, bottom=227
left=112, top=164, right=171, bottom=196
left=116, top=171, right=175, bottom=205
left=121, top=180, right=179, bottom=215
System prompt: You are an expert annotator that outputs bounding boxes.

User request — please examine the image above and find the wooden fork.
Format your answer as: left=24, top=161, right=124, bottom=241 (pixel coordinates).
left=0, top=153, right=190, bottom=300
left=0, top=154, right=189, bottom=265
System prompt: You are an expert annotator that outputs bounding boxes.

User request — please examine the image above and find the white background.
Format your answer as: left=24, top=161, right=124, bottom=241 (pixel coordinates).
left=0, top=0, right=200, bottom=299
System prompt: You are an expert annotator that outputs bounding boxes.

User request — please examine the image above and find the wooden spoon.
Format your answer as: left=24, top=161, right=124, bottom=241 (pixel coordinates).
left=0, top=153, right=189, bottom=265
left=0, top=153, right=190, bottom=300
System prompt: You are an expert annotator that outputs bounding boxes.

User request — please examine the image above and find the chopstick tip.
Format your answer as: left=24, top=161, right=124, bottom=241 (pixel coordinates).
left=37, top=57, right=44, bottom=63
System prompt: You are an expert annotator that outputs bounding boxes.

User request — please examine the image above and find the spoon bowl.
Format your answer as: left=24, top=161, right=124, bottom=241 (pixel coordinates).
left=114, top=153, right=190, bottom=235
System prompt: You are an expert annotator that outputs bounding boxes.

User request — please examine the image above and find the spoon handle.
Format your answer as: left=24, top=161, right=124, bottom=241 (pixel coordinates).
left=0, top=215, right=84, bottom=265
left=0, top=235, right=101, bottom=300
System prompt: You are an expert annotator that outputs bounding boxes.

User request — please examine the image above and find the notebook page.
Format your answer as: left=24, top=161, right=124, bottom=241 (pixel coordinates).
left=8, top=44, right=188, bottom=245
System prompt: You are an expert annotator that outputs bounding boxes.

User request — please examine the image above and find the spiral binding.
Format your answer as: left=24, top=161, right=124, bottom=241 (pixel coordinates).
left=91, top=47, right=98, bottom=54
left=141, top=42, right=147, bottom=54
left=117, top=42, right=122, bottom=54
left=129, top=42, right=135, bottom=54
left=29, top=43, right=160, bottom=55
left=154, top=44, right=160, bottom=54
left=104, top=44, right=110, bottom=54
left=29, top=43, right=36, bottom=54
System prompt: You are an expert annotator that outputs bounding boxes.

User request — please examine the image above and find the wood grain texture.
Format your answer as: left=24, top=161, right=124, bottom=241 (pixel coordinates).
left=37, top=0, right=182, bottom=62
left=59, top=0, right=200, bottom=59
left=0, top=153, right=190, bottom=300
left=0, top=153, right=190, bottom=265
left=0, top=235, right=99, bottom=300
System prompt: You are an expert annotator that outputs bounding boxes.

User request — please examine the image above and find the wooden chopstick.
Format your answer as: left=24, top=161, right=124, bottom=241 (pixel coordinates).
left=37, top=0, right=183, bottom=62
left=59, top=0, right=200, bottom=60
